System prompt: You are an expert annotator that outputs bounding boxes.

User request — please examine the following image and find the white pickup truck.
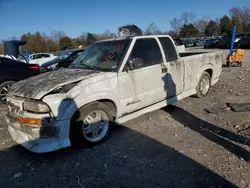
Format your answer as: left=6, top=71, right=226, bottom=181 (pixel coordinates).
left=5, top=35, right=223, bottom=153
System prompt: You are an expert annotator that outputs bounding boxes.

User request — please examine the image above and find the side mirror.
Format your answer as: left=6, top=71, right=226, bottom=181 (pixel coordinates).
left=128, top=58, right=143, bottom=70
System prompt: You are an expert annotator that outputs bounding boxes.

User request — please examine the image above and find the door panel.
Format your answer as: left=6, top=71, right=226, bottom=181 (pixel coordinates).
left=158, top=37, right=184, bottom=98
left=118, top=64, right=165, bottom=113
left=161, top=60, right=184, bottom=98
left=118, top=38, right=166, bottom=114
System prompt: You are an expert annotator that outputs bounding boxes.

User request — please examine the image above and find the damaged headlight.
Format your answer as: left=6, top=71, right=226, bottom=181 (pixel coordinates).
left=23, top=100, right=50, bottom=113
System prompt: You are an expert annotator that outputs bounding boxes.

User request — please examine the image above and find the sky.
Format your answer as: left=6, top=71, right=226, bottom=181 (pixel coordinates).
left=0, top=0, right=248, bottom=40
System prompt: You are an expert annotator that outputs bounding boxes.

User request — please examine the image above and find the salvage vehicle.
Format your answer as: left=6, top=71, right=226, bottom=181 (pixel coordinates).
left=204, top=38, right=218, bottom=48
left=0, top=57, right=40, bottom=104
left=235, top=34, right=250, bottom=49
left=183, top=40, right=194, bottom=47
left=5, top=32, right=223, bottom=153
left=215, top=34, right=244, bottom=49
left=40, top=49, right=84, bottom=73
left=18, top=53, right=57, bottom=66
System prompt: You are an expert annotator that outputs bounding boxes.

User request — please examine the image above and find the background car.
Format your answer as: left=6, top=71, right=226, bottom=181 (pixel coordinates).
left=215, top=34, right=244, bottom=49
left=17, top=53, right=57, bottom=66
left=0, top=57, right=40, bottom=104
left=194, top=39, right=204, bottom=47
left=204, top=38, right=218, bottom=48
left=40, top=49, right=84, bottom=73
left=236, top=34, right=250, bottom=49
left=183, top=40, right=194, bottom=47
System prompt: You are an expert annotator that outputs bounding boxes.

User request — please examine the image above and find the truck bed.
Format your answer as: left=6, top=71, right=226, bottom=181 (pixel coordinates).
left=179, top=52, right=209, bottom=57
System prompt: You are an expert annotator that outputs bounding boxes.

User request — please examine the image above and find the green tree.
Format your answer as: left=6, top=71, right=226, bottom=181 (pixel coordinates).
left=0, top=44, right=3, bottom=54
left=231, top=16, right=243, bottom=33
left=32, top=32, right=47, bottom=53
left=179, top=24, right=199, bottom=37
left=220, top=15, right=232, bottom=34
left=46, top=38, right=59, bottom=52
left=59, top=36, right=73, bottom=50
left=205, top=20, right=219, bottom=36
left=245, top=24, right=250, bottom=32
left=86, top=33, right=97, bottom=45
left=229, top=6, right=250, bottom=32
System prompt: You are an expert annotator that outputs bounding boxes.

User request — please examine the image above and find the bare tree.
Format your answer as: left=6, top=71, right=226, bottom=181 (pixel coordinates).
left=50, top=30, right=66, bottom=43
left=240, top=7, right=250, bottom=25
left=144, top=22, right=162, bottom=35
left=164, top=30, right=178, bottom=37
left=229, top=6, right=250, bottom=26
left=194, top=18, right=209, bottom=33
left=181, top=12, right=196, bottom=25
left=215, top=17, right=221, bottom=25
left=170, top=17, right=182, bottom=33
left=229, top=6, right=241, bottom=17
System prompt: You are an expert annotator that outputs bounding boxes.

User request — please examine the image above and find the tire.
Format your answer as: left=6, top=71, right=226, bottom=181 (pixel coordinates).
left=194, top=72, right=211, bottom=98
left=69, top=102, right=114, bottom=148
left=226, top=43, right=230, bottom=49
left=235, top=43, right=240, bottom=49
left=0, top=81, right=15, bottom=104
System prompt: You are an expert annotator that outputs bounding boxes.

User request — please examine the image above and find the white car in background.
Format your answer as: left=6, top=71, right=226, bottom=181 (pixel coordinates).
left=18, top=53, right=57, bottom=66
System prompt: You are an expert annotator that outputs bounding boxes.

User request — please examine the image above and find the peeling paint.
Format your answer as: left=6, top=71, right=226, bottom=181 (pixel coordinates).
left=9, top=69, right=99, bottom=99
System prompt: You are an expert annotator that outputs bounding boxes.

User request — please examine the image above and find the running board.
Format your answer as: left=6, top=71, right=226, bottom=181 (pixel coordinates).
left=117, top=89, right=196, bottom=124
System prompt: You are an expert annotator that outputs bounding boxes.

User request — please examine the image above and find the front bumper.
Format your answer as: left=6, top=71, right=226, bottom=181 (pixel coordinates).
left=4, top=111, right=71, bottom=153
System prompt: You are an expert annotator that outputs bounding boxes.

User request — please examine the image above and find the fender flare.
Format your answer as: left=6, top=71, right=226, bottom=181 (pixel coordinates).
left=196, top=64, right=214, bottom=84
left=57, top=91, right=122, bottom=120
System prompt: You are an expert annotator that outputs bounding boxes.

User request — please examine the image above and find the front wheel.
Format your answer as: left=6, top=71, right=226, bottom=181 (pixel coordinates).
left=70, top=102, right=114, bottom=147
left=194, top=72, right=211, bottom=98
left=0, top=81, right=15, bottom=104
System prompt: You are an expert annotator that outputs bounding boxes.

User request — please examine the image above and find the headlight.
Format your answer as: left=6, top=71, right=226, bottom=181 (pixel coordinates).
left=23, top=100, right=50, bottom=113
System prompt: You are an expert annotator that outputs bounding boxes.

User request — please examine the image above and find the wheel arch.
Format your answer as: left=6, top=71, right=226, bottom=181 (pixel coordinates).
left=196, top=64, right=213, bottom=85
left=55, top=91, right=121, bottom=122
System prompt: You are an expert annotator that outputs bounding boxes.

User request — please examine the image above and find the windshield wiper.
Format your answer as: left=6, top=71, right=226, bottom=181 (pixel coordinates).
left=80, top=61, right=99, bottom=70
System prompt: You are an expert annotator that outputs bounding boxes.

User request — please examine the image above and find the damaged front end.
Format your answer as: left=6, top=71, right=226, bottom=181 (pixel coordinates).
left=4, top=81, right=80, bottom=153
left=4, top=95, right=62, bottom=152
left=4, top=61, right=101, bottom=152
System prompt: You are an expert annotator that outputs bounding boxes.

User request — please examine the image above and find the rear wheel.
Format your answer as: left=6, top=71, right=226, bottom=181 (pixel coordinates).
left=0, top=81, right=15, bottom=104
left=194, top=72, right=211, bottom=98
left=70, top=102, right=114, bottom=147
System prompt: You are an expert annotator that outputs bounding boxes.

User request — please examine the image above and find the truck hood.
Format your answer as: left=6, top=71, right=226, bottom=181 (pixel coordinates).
left=9, top=69, right=99, bottom=99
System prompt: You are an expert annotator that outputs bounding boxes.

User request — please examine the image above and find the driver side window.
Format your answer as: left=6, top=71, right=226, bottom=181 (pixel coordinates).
left=126, top=38, right=163, bottom=70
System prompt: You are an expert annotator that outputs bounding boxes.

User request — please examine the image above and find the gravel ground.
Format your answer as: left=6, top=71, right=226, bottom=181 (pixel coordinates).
left=0, top=48, right=250, bottom=188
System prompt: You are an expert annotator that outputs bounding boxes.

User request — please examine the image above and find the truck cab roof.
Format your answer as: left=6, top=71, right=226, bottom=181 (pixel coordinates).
left=97, top=35, right=174, bottom=43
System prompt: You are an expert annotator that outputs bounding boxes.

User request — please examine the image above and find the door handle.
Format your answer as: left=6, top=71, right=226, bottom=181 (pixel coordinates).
left=161, top=67, right=168, bottom=73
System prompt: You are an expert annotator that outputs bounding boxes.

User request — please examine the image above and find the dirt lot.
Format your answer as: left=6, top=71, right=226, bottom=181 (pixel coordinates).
left=0, top=48, right=250, bottom=188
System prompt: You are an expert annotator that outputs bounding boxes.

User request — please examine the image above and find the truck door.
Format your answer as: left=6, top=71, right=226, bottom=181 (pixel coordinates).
left=158, top=37, right=184, bottom=98
left=118, top=38, right=166, bottom=114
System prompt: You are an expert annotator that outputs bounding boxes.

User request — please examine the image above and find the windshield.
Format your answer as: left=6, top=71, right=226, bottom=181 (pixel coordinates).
left=56, top=51, right=73, bottom=60
left=69, top=39, right=131, bottom=72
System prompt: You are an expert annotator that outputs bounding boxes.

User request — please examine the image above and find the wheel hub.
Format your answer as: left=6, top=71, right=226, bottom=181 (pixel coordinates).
left=200, top=76, right=210, bottom=95
left=82, top=110, right=109, bottom=142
